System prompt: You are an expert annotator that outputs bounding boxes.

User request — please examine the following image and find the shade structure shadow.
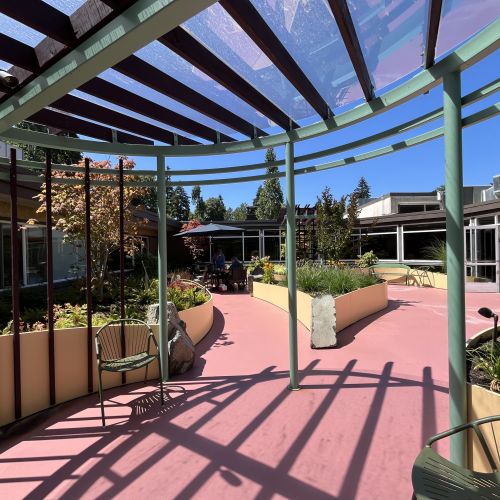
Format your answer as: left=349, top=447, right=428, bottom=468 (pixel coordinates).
left=0, top=360, right=448, bottom=500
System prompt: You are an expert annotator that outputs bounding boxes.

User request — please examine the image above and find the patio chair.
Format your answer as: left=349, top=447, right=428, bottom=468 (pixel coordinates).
left=412, top=415, right=500, bottom=499
left=95, top=318, right=164, bottom=426
left=228, top=266, right=247, bottom=291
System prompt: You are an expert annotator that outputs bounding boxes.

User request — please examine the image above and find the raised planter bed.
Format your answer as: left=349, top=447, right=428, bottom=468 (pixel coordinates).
left=252, top=281, right=388, bottom=348
left=466, top=327, right=500, bottom=471
left=0, top=296, right=213, bottom=428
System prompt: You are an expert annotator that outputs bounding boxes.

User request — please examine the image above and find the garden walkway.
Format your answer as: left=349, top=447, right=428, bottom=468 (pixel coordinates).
left=1, top=285, right=499, bottom=499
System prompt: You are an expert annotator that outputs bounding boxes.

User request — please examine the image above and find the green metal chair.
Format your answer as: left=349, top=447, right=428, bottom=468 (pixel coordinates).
left=412, top=415, right=500, bottom=499
left=95, top=318, right=164, bottom=426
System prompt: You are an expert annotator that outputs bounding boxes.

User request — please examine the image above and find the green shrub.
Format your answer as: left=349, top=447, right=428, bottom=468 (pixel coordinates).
left=247, top=256, right=270, bottom=274
left=467, top=340, right=500, bottom=392
left=424, top=238, right=447, bottom=274
left=284, top=263, right=379, bottom=297
left=167, top=282, right=209, bottom=311
left=273, top=264, right=287, bottom=275
left=356, top=251, right=378, bottom=268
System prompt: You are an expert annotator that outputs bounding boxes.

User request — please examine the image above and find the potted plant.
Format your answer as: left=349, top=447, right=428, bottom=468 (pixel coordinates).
left=273, top=264, right=287, bottom=282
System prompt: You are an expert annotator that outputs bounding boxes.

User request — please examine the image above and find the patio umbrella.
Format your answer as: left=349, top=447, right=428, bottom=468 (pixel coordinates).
left=174, top=223, right=244, bottom=237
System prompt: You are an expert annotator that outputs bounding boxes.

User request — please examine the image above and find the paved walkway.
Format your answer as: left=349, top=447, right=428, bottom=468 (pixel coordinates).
left=1, top=286, right=499, bottom=499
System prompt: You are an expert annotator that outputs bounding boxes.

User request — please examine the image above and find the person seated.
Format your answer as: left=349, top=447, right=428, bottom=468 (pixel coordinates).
left=229, top=256, right=242, bottom=270
left=213, top=249, right=226, bottom=271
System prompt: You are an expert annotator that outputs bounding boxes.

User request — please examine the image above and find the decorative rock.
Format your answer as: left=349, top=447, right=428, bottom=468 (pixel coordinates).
left=146, top=302, right=195, bottom=376
left=310, top=295, right=337, bottom=348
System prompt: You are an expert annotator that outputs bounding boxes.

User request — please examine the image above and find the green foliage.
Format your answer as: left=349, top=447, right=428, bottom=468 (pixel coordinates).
left=289, top=263, right=379, bottom=297
left=273, top=264, right=287, bottom=275
left=12, top=121, right=82, bottom=165
left=468, top=340, right=500, bottom=392
left=204, top=195, right=226, bottom=221
left=191, top=185, right=206, bottom=221
left=254, top=147, right=284, bottom=220
left=53, top=303, right=118, bottom=329
left=353, top=176, right=371, bottom=199
left=247, top=255, right=270, bottom=274
left=356, top=251, right=379, bottom=268
left=424, top=238, right=447, bottom=274
left=231, top=203, right=248, bottom=221
left=262, top=261, right=274, bottom=284
left=316, top=187, right=359, bottom=262
left=167, top=186, right=190, bottom=220
left=167, top=281, right=209, bottom=311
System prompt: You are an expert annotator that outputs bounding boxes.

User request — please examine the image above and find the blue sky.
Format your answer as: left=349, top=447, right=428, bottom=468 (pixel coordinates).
left=85, top=50, right=499, bottom=210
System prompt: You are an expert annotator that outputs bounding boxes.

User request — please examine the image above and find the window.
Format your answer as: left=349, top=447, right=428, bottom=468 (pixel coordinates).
left=26, top=227, right=46, bottom=285
left=361, top=233, right=397, bottom=259
left=403, top=232, right=446, bottom=260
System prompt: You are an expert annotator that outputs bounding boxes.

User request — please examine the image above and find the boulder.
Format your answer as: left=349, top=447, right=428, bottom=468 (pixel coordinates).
left=146, top=302, right=195, bottom=376
left=310, top=295, right=337, bottom=348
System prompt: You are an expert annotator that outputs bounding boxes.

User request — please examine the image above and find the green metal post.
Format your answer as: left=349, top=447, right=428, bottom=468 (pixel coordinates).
left=444, top=70, right=466, bottom=466
left=157, top=156, right=169, bottom=381
left=285, top=141, right=299, bottom=390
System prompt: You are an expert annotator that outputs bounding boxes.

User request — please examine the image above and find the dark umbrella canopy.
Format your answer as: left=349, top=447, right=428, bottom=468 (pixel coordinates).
left=174, top=223, right=244, bottom=237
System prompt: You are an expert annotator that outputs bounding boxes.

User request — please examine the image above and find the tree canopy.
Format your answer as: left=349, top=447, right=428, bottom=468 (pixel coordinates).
left=353, top=176, right=371, bottom=199
left=254, top=147, right=284, bottom=220
left=205, top=195, right=227, bottom=221
left=191, top=185, right=206, bottom=221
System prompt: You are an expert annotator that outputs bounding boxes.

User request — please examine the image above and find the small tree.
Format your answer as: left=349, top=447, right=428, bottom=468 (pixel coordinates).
left=353, top=176, right=371, bottom=199
left=205, top=195, right=226, bottom=221
left=180, top=220, right=208, bottom=262
left=255, top=147, right=284, bottom=220
left=316, top=187, right=359, bottom=263
left=167, top=186, right=190, bottom=221
left=232, top=203, right=248, bottom=221
left=35, top=158, right=146, bottom=301
left=191, top=185, right=206, bottom=221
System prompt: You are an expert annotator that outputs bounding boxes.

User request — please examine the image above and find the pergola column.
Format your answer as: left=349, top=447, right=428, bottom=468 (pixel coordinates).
left=285, top=141, right=299, bottom=390
left=157, top=156, right=169, bottom=381
left=444, top=70, right=466, bottom=465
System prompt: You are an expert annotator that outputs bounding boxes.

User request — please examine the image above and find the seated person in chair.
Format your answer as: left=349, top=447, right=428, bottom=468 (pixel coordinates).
left=229, top=256, right=242, bottom=271
left=213, top=249, right=226, bottom=271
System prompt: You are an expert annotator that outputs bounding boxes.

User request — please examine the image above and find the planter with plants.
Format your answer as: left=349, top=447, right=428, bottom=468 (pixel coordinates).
left=465, top=307, right=500, bottom=471
left=252, top=263, right=388, bottom=348
left=273, top=264, right=287, bottom=282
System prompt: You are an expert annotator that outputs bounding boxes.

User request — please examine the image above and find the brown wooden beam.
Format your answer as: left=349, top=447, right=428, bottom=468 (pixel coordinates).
left=424, top=0, right=443, bottom=68
left=326, top=0, right=375, bottom=101
left=0, top=0, right=76, bottom=45
left=51, top=94, right=198, bottom=145
left=0, top=34, right=39, bottom=73
left=220, top=0, right=331, bottom=119
left=28, top=108, right=153, bottom=145
left=115, top=56, right=267, bottom=138
left=160, top=27, right=298, bottom=130
left=79, top=77, right=234, bottom=143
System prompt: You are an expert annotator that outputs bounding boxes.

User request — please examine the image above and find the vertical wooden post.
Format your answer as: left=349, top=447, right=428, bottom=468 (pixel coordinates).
left=10, top=148, right=21, bottom=419
left=45, top=150, right=56, bottom=405
left=119, top=158, right=126, bottom=384
left=84, top=158, right=93, bottom=393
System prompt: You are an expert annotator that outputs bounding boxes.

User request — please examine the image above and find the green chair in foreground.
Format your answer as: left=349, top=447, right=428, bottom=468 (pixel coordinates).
left=95, top=318, right=164, bottom=426
left=412, top=415, right=500, bottom=499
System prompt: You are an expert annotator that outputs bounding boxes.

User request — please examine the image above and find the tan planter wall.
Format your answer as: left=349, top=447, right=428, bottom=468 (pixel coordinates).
left=252, top=281, right=387, bottom=335
left=335, top=282, right=388, bottom=332
left=408, top=270, right=447, bottom=289
left=0, top=299, right=213, bottom=428
left=252, top=282, right=312, bottom=330
left=466, top=326, right=500, bottom=471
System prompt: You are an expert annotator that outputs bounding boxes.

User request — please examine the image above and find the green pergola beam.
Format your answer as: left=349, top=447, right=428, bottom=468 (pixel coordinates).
left=156, top=156, right=169, bottom=382
left=0, top=0, right=218, bottom=133
left=285, top=141, right=299, bottom=391
left=2, top=101, right=498, bottom=188
left=1, top=18, right=497, bottom=157
left=444, top=71, right=466, bottom=466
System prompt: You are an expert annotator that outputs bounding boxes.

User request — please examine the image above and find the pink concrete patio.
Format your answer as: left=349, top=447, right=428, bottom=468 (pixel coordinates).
left=1, top=285, right=499, bottom=499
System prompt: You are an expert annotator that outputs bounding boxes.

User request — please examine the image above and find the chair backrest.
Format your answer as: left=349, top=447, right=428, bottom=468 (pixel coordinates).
left=95, top=319, right=153, bottom=361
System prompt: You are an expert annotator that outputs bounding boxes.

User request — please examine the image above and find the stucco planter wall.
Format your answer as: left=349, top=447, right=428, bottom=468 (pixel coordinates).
left=0, top=297, right=213, bottom=428
left=252, top=281, right=388, bottom=347
left=466, top=326, right=500, bottom=471
left=408, top=270, right=447, bottom=289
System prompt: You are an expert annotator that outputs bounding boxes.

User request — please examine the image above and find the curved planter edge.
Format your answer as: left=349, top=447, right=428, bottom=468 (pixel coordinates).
left=0, top=298, right=213, bottom=428
left=251, top=281, right=388, bottom=348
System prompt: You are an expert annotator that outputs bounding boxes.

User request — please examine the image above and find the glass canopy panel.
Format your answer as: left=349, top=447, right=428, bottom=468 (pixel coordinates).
left=436, top=0, right=500, bottom=59
left=348, top=0, right=428, bottom=91
left=135, top=42, right=271, bottom=130
left=99, top=69, right=238, bottom=138
left=249, top=0, right=363, bottom=109
left=183, top=3, right=316, bottom=121
left=41, top=0, right=87, bottom=15
left=0, top=14, right=45, bottom=47
left=69, top=89, right=203, bottom=144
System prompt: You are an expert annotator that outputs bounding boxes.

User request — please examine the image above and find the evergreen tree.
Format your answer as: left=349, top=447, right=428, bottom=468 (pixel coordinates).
left=191, top=185, right=206, bottom=221
left=166, top=186, right=190, bottom=220
left=353, top=176, right=371, bottom=199
left=254, top=147, right=284, bottom=220
left=205, top=195, right=226, bottom=221
left=253, top=185, right=263, bottom=207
